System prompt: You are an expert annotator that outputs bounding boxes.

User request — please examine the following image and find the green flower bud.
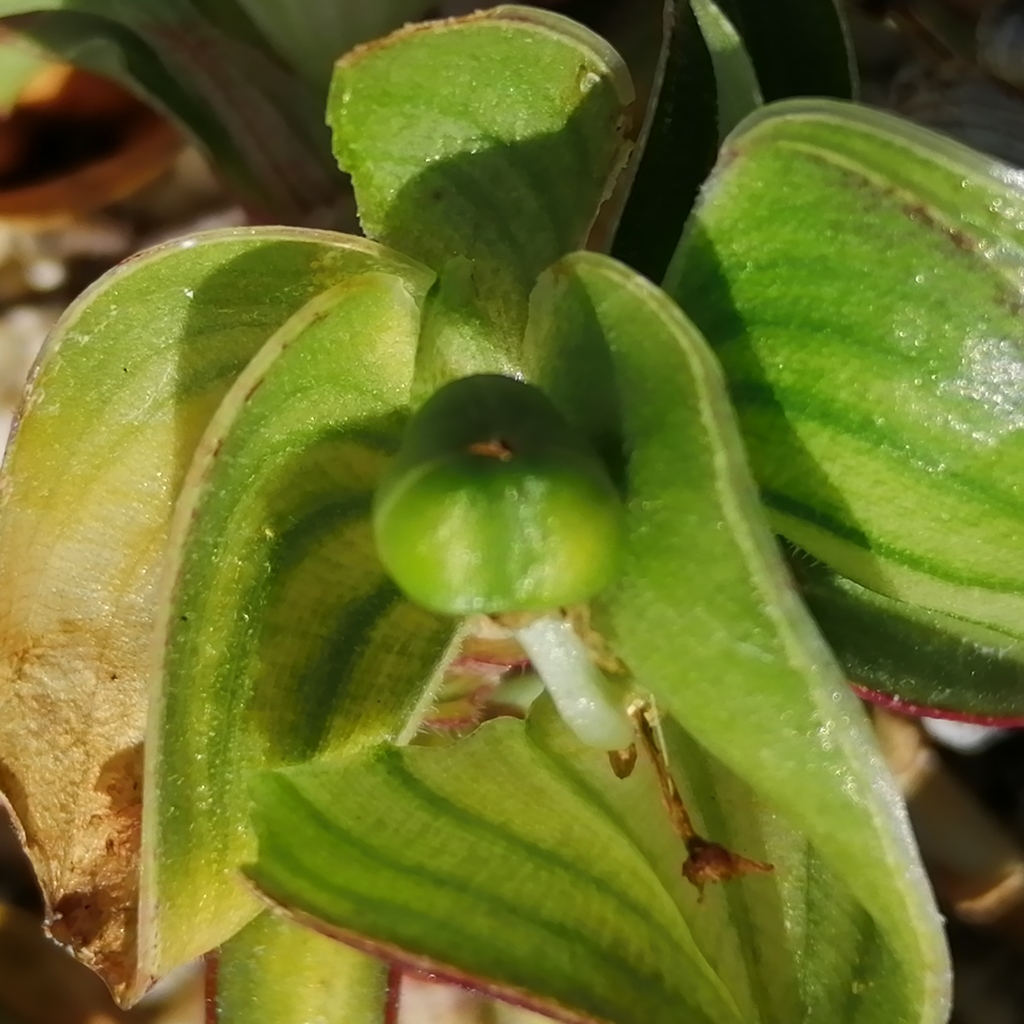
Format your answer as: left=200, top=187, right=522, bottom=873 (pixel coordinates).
left=374, top=374, right=624, bottom=615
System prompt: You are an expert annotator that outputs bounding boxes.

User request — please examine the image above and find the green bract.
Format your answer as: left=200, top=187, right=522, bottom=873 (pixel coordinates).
left=373, top=374, right=624, bottom=615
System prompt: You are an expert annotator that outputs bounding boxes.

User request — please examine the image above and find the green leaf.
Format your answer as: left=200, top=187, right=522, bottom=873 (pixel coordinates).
left=0, top=226, right=411, bottom=1000
left=118, top=3, right=342, bottom=222
left=141, top=264, right=462, bottom=981
left=328, top=6, right=633, bottom=363
left=246, top=691, right=941, bottom=1024
left=247, top=706, right=745, bottom=1024
left=711, top=0, right=854, bottom=99
left=524, top=250, right=950, bottom=1021
left=792, top=548, right=1024, bottom=721
left=691, top=0, right=761, bottom=138
left=666, top=100, right=1024, bottom=659
left=214, top=912, right=387, bottom=1024
left=610, top=0, right=718, bottom=281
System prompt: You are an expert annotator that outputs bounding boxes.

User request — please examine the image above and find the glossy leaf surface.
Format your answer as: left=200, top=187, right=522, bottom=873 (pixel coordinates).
left=328, top=6, right=632, bottom=368
left=248, top=252, right=949, bottom=1024
left=0, top=227, right=405, bottom=999
left=525, top=251, right=950, bottom=1021
left=142, top=266, right=460, bottom=979
left=667, top=100, right=1024, bottom=710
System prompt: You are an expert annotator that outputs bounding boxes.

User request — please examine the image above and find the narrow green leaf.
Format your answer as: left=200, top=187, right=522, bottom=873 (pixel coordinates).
left=610, top=0, right=718, bottom=281
left=247, top=709, right=745, bottom=1024
left=142, top=266, right=461, bottom=980
left=214, top=911, right=387, bottom=1024
left=711, top=0, right=854, bottom=99
left=666, top=100, right=1024, bottom=653
left=0, top=226, right=412, bottom=999
left=691, top=0, right=762, bottom=138
left=524, top=250, right=950, bottom=1022
left=124, top=3, right=342, bottom=222
left=793, top=549, right=1024, bottom=720
left=328, top=6, right=633, bottom=362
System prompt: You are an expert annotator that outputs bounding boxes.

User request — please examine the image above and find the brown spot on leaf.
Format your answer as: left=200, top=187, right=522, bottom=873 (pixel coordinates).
left=901, top=200, right=975, bottom=253
left=51, top=890, right=105, bottom=948
left=40, top=744, right=144, bottom=998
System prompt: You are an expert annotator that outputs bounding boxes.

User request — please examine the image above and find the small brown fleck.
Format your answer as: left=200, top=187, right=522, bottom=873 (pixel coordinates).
left=683, top=836, right=774, bottom=899
left=467, top=439, right=513, bottom=461
left=632, top=700, right=773, bottom=897
left=608, top=743, right=637, bottom=779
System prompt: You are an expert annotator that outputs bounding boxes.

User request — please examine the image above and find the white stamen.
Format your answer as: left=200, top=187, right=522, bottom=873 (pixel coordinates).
left=512, top=615, right=633, bottom=750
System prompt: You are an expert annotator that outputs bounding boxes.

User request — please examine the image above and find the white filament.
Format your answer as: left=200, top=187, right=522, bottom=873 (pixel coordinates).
left=512, top=615, right=634, bottom=750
